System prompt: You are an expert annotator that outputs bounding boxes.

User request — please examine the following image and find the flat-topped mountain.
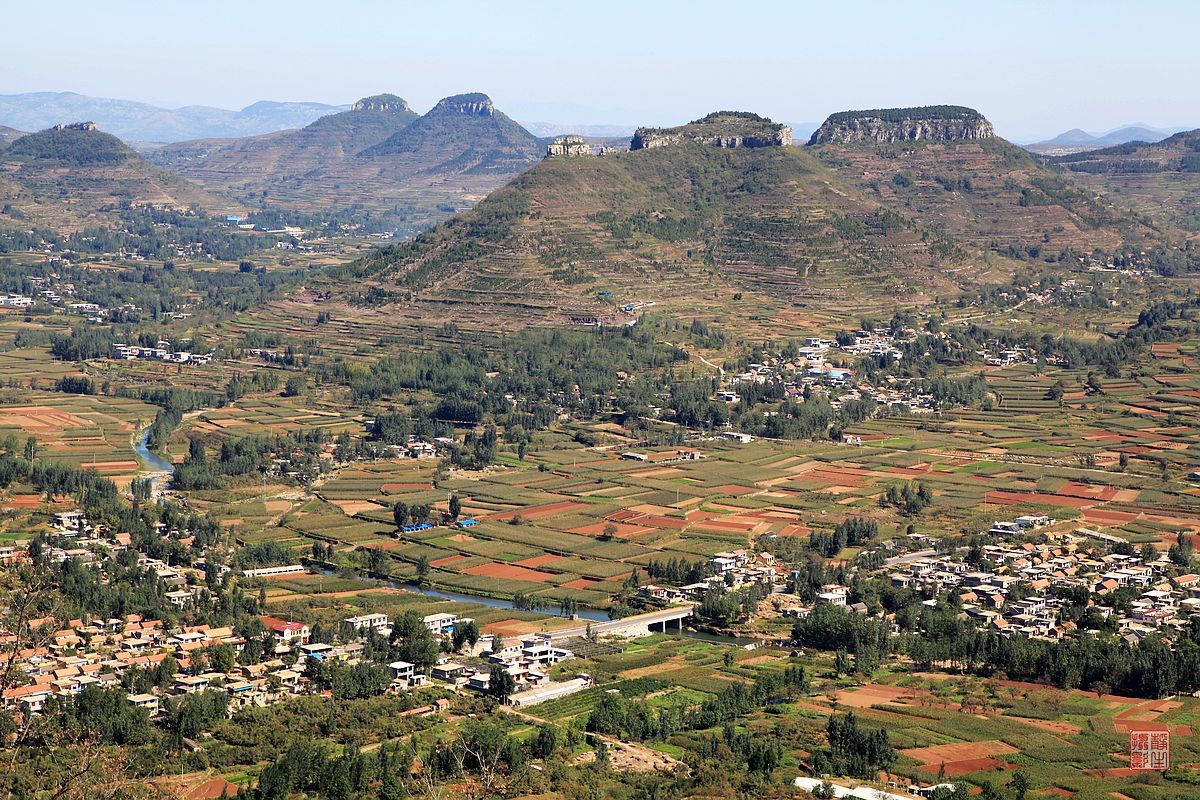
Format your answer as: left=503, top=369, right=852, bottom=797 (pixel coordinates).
left=322, top=108, right=1160, bottom=329
left=631, top=111, right=792, bottom=150
left=149, top=92, right=542, bottom=234
left=351, top=94, right=411, bottom=113
left=809, top=105, right=994, bottom=145
left=0, top=123, right=225, bottom=230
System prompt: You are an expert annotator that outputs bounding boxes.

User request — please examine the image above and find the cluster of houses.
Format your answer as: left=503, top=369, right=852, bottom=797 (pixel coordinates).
left=0, top=275, right=145, bottom=322
left=3, top=507, right=596, bottom=723
left=884, top=519, right=1200, bottom=642
left=640, top=549, right=786, bottom=604
left=722, top=332, right=942, bottom=416
left=112, top=342, right=213, bottom=365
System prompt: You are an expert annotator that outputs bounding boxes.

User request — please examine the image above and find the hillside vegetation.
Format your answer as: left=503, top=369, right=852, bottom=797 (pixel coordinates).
left=1047, top=130, right=1200, bottom=231
left=0, top=124, right=227, bottom=232
left=326, top=109, right=1167, bottom=328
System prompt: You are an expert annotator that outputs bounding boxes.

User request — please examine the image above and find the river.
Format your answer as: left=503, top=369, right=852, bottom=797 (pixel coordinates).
left=133, top=426, right=175, bottom=490
left=373, top=581, right=612, bottom=622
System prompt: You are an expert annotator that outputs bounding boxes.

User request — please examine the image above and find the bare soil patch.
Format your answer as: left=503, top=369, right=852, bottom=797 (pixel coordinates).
left=462, top=563, right=557, bottom=582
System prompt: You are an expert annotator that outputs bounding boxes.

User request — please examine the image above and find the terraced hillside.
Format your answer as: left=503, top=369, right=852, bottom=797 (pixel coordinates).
left=0, top=123, right=228, bottom=231
left=325, top=108, right=1165, bottom=328
left=807, top=114, right=1156, bottom=262
left=150, top=93, right=543, bottom=234
left=1048, top=130, right=1200, bottom=233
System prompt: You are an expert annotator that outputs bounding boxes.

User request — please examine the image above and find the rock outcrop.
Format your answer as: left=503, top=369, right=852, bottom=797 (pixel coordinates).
left=351, top=94, right=411, bottom=114
left=433, top=93, right=495, bottom=117
left=809, top=106, right=994, bottom=145
left=546, top=135, right=591, bottom=157
left=53, top=121, right=98, bottom=132
left=630, top=112, right=792, bottom=151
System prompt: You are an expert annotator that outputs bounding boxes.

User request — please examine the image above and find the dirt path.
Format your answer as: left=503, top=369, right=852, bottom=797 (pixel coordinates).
left=503, top=707, right=684, bottom=774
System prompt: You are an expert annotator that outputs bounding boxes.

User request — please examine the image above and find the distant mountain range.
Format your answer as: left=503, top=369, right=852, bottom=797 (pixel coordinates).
left=1024, top=124, right=1191, bottom=155
left=0, top=92, right=350, bottom=143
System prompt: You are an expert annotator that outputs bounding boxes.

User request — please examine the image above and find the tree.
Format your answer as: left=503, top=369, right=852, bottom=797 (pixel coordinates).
left=530, top=724, right=558, bottom=759
left=487, top=664, right=517, bottom=704
left=390, top=611, right=440, bottom=670
left=206, top=643, right=235, bottom=674
left=452, top=619, right=480, bottom=652
left=415, top=553, right=430, bottom=586
left=282, top=375, right=306, bottom=397
left=392, top=501, right=409, bottom=529
left=448, top=493, right=462, bottom=521
left=1010, top=770, right=1031, bottom=800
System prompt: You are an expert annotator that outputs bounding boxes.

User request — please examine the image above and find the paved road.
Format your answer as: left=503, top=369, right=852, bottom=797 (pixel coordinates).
left=883, top=549, right=938, bottom=567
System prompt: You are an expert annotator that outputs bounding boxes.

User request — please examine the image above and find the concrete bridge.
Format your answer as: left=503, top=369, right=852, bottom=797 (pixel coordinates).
left=549, top=604, right=694, bottom=641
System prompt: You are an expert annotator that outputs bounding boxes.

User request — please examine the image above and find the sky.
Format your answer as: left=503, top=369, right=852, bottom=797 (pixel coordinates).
left=4, top=0, right=1198, bottom=141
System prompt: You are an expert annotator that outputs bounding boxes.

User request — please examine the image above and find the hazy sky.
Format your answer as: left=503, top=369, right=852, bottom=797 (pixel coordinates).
left=6, top=0, right=1197, bottom=140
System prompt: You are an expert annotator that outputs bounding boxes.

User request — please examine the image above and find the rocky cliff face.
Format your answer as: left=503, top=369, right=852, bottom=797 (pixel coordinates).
left=351, top=94, right=411, bottom=114
left=809, top=107, right=994, bottom=145
left=631, top=129, right=792, bottom=150
left=433, top=93, right=495, bottom=117
left=546, top=135, right=591, bottom=157
left=53, top=121, right=98, bottom=132
left=630, top=112, right=792, bottom=151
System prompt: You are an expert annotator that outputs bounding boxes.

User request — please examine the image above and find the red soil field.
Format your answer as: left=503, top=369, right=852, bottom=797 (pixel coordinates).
left=1083, top=768, right=1139, bottom=778
left=710, top=484, right=756, bottom=496
left=885, top=465, right=933, bottom=477
left=0, top=406, right=91, bottom=432
left=702, top=516, right=761, bottom=530
left=836, top=684, right=919, bottom=708
left=606, top=509, right=687, bottom=530
left=901, top=741, right=1017, bottom=771
left=183, top=778, right=240, bottom=800
left=986, top=490, right=1093, bottom=508
left=462, top=563, right=557, bottom=582
left=940, top=757, right=1012, bottom=776
left=1082, top=509, right=1139, bottom=524
left=2, top=495, right=41, bottom=508
left=489, top=500, right=586, bottom=521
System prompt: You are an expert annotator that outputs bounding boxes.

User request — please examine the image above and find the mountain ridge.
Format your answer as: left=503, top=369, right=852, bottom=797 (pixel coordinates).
left=323, top=107, right=1164, bottom=329
left=0, top=91, right=350, bottom=143
left=149, top=92, right=542, bottom=234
